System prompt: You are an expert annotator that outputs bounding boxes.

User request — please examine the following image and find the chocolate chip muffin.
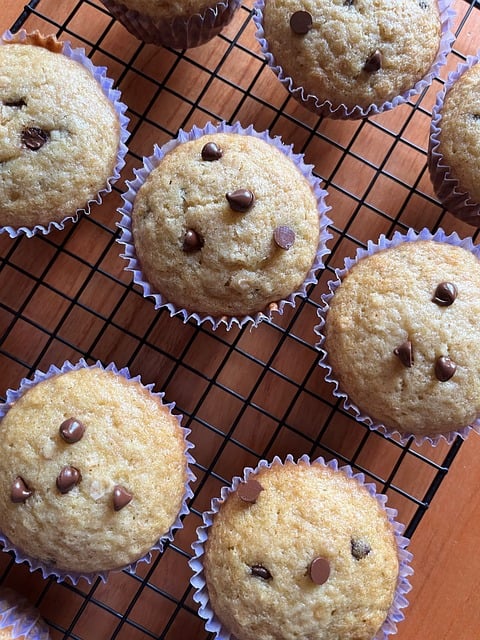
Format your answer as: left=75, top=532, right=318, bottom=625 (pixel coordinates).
left=0, top=587, right=51, bottom=640
left=318, top=231, right=480, bottom=442
left=0, top=32, right=127, bottom=235
left=429, top=56, right=480, bottom=226
left=254, top=0, right=452, bottom=118
left=190, top=457, right=410, bottom=640
left=118, top=123, right=331, bottom=327
left=99, top=0, right=241, bottom=48
left=0, top=362, right=193, bottom=581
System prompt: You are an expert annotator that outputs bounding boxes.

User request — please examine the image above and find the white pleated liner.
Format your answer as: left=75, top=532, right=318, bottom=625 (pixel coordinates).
left=315, top=227, right=480, bottom=446
left=0, top=359, right=196, bottom=585
left=117, top=120, right=332, bottom=330
left=428, top=53, right=480, bottom=226
left=0, top=587, right=51, bottom=640
left=253, top=0, right=456, bottom=120
left=189, top=454, right=413, bottom=640
left=0, top=29, right=130, bottom=238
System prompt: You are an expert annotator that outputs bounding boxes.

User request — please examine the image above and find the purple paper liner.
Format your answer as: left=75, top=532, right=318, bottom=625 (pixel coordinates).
left=428, top=53, right=480, bottom=226
left=0, top=359, right=196, bottom=585
left=253, top=0, right=455, bottom=120
left=99, top=0, right=241, bottom=49
left=314, top=227, right=480, bottom=447
left=0, top=29, right=129, bottom=239
left=189, top=454, right=413, bottom=640
left=117, top=120, right=332, bottom=330
left=0, top=587, right=51, bottom=639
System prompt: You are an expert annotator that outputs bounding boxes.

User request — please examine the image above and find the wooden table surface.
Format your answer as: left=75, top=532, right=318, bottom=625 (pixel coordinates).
left=1, top=1, right=480, bottom=638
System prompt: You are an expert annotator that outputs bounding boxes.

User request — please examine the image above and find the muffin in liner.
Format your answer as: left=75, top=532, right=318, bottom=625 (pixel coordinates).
left=117, top=120, right=332, bottom=330
left=0, top=30, right=129, bottom=238
left=428, top=53, right=480, bottom=226
left=99, top=0, right=241, bottom=49
left=0, top=587, right=51, bottom=639
left=0, top=359, right=195, bottom=585
left=253, top=0, right=455, bottom=120
left=315, top=227, right=480, bottom=446
left=189, top=454, right=413, bottom=640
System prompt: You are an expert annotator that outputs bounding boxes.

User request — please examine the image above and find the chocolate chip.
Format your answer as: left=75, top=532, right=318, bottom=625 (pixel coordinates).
left=309, top=557, right=330, bottom=585
left=201, top=142, right=223, bottom=161
left=226, top=189, right=255, bottom=212
left=237, top=477, right=264, bottom=503
left=11, top=476, right=33, bottom=503
left=344, top=0, right=355, bottom=5
left=393, top=341, right=414, bottom=368
left=21, top=127, right=50, bottom=151
left=56, top=466, right=82, bottom=494
left=363, top=50, right=382, bottom=73
left=432, top=282, right=457, bottom=306
left=418, top=1, right=428, bottom=8
left=59, top=417, right=86, bottom=444
left=183, top=229, right=204, bottom=252
left=470, top=113, right=480, bottom=121
left=251, top=564, right=272, bottom=580
left=351, top=538, right=371, bottom=560
left=273, top=226, right=296, bottom=250
left=290, top=10, right=313, bottom=35
left=4, top=98, right=26, bottom=108
left=435, top=356, right=457, bottom=382
left=113, top=485, right=133, bottom=511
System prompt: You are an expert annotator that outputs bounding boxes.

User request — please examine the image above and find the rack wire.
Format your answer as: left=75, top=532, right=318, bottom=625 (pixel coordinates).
left=0, top=0, right=479, bottom=637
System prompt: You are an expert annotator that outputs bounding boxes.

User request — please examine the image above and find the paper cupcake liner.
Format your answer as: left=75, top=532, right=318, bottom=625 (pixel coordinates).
left=315, top=227, right=480, bottom=446
left=0, top=359, right=195, bottom=585
left=189, top=454, right=413, bottom=640
left=117, top=120, right=332, bottom=330
left=0, top=30, right=129, bottom=239
left=253, top=0, right=455, bottom=120
left=100, top=0, right=241, bottom=49
left=428, top=53, right=480, bottom=226
left=0, top=587, right=51, bottom=639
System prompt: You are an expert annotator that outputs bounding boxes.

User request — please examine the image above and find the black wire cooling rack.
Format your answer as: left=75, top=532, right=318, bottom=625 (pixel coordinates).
left=1, top=0, right=479, bottom=638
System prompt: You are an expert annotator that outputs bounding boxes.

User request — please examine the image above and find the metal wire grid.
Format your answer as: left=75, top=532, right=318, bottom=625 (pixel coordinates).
left=0, top=0, right=479, bottom=637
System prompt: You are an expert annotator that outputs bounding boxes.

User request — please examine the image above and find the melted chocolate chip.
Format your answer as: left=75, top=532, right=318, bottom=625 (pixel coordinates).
left=59, top=417, right=86, bottom=444
left=432, top=282, right=457, bottom=306
left=56, top=466, right=82, bottom=494
left=201, top=142, right=223, bottom=161
left=393, top=341, right=414, bottom=368
left=470, top=113, right=480, bottom=121
left=183, top=229, right=204, bottom=252
left=273, top=226, right=296, bottom=250
left=363, top=50, right=382, bottom=73
left=290, top=10, right=313, bottom=35
left=418, top=0, right=428, bottom=8
left=113, top=485, right=133, bottom=511
left=251, top=564, right=272, bottom=580
left=351, top=538, right=371, bottom=560
left=226, top=189, right=255, bottom=212
left=237, top=477, right=264, bottom=503
left=344, top=0, right=355, bottom=5
left=435, top=356, right=457, bottom=382
left=21, top=127, right=50, bottom=151
left=11, top=476, right=33, bottom=503
left=309, top=557, right=330, bottom=585
left=4, top=98, right=26, bottom=108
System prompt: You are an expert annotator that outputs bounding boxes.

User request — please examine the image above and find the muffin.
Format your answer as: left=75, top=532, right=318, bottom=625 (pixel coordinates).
left=0, top=360, right=194, bottom=583
left=428, top=54, right=480, bottom=226
left=253, top=0, right=454, bottom=119
left=0, top=588, right=50, bottom=640
left=0, top=30, right=129, bottom=237
left=118, top=121, right=331, bottom=329
left=316, top=228, right=480, bottom=444
left=190, top=455, right=412, bottom=640
left=99, top=0, right=241, bottom=49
